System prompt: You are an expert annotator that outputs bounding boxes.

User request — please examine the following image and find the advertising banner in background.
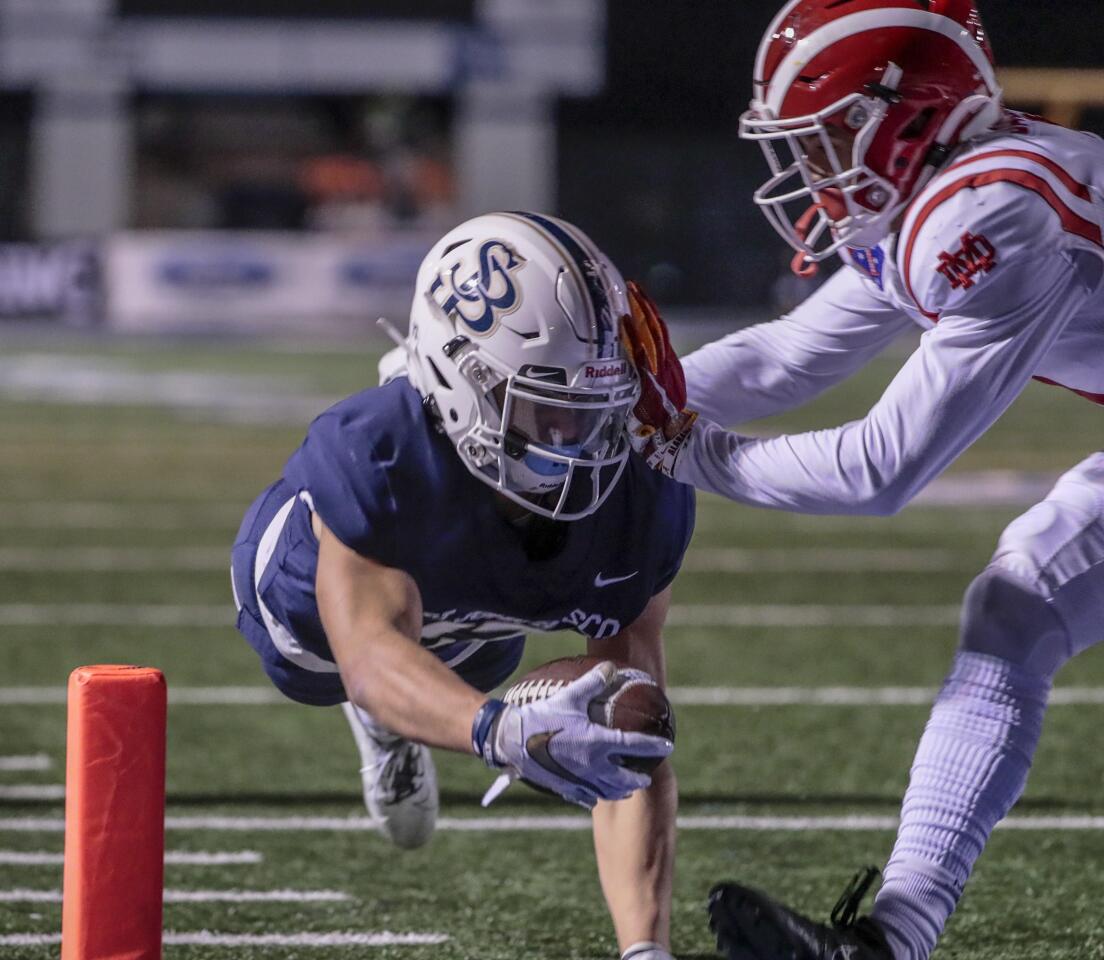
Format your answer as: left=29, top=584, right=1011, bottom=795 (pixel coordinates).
left=106, top=230, right=436, bottom=334
left=0, top=241, right=101, bottom=325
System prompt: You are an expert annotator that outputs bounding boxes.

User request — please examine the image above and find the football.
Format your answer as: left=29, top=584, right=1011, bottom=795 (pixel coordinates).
left=501, top=655, right=676, bottom=774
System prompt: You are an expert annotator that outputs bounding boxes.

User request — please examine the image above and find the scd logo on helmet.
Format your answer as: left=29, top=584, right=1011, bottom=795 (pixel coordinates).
left=429, top=239, right=526, bottom=335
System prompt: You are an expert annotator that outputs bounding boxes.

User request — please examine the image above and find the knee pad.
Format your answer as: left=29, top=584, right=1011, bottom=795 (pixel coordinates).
left=959, top=565, right=1071, bottom=679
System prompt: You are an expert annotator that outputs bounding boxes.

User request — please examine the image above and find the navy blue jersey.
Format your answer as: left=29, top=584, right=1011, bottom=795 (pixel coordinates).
left=232, top=377, right=694, bottom=703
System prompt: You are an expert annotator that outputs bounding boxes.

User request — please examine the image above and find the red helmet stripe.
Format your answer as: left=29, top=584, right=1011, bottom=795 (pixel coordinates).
left=765, top=7, right=998, bottom=116
left=754, top=0, right=805, bottom=100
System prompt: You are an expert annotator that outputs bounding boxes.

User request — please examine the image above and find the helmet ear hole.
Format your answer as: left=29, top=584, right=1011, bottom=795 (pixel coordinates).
left=426, top=358, right=451, bottom=389
left=901, top=107, right=937, bottom=141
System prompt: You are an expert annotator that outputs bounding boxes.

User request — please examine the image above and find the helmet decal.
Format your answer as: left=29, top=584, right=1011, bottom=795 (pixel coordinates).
left=511, top=211, right=619, bottom=358
left=430, top=240, right=526, bottom=336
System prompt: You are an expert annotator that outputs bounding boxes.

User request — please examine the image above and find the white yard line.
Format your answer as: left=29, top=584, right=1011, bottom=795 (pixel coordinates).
left=0, top=603, right=961, bottom=629
left=166, top=851, right=265, bottom=865
left=0, top=689, right=68, bottom=705
left=0, top=754, right=51, bottom=771
left=0, top=785, right=65, bottom=801
left=0, top=502, right=243, bottom=529
left=681, top=548, right=959, bottom=572
left=0, top=686, right=288, bottom=705
left=0, top=468, right=1062, bottom=545
left=6, top=814, right=1104, bottom=833
left=4, top=686, right=1104, bottom=707
left=0, top=548, right=227, bottom=571
left=0, top=850, right=263, bottom=866
left=0, top=852, right=63, bottom=865
left=0, top=888, right=350, bottom=903
left=0, top=931, right=449, bottom=947
left=0, top=356, right=334, bottom=425
left=164, top=889, right=350, bottom=903
left=669, top=687, right=1104, bottom=705
left=0, top=545, right=962, bottom=574
left=0, top=604, right=230, bottom=627
left=165, top=687, right=285, bottom=704
left=666, top=605, right=962, bottom=627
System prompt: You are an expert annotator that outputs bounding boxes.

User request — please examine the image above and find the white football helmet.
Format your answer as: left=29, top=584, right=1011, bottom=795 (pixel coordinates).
left=397, top=211, right=640, bottom=521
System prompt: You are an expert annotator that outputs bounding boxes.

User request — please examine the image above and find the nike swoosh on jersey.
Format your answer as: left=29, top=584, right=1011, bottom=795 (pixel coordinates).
left=593, top=571, right=638, bottom=588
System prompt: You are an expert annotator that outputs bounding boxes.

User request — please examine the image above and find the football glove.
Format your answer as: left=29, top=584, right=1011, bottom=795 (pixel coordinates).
left=620, top=281, right=698, bottom=479
left=471, top=662, right=673, bottom=810
left=621, top=942, right=675, bottom=960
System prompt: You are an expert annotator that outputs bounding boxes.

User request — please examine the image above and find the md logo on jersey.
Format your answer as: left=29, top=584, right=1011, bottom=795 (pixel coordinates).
left=430, top=240, right=527, bottom=335
left=936, top=231, right=997, bottom=291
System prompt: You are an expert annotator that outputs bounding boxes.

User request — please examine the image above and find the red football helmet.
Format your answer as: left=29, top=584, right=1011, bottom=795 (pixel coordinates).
left=740, top=0, right=1002, bottom=271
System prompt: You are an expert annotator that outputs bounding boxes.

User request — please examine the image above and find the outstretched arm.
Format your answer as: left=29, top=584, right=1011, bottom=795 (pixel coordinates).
left=315, top=518, right=672, bottom=807
left=588, top=587, right=677, bottom=957
left=681, top=268, right=912, bottom=426
left=680, top=249, right=1099, bottom=514
left=629, top=249, right=1101, bottom=515
left=315, top=518, right=485, bottom=753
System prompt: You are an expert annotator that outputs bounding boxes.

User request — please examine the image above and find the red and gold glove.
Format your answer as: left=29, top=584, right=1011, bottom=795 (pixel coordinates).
left=620, top=281, right=698, bottom=478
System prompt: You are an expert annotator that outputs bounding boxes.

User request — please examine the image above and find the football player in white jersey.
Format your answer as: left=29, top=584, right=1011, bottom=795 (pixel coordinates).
left=618, top=2, right=1104, bottom=959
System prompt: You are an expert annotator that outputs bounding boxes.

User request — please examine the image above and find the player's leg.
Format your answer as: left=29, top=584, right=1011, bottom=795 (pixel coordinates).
left=871, top=452, right=1104, bottom=960
left=709, top=452, right=1104, bottom=960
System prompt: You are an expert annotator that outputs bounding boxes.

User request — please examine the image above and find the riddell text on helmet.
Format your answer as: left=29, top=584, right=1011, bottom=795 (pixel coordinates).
left=585, top=362, right=629, bottom=379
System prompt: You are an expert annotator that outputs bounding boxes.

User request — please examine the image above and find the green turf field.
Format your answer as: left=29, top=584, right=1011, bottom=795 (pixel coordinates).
left=1, top=332, right=1103, bottom=959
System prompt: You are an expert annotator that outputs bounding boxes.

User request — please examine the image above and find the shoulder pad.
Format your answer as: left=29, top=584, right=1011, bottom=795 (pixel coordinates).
left=897, top=139, right=1104, bottom=319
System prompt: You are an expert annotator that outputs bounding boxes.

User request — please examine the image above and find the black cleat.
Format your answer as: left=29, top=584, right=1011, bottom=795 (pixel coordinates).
left=708, top=866, right=893, bottom=960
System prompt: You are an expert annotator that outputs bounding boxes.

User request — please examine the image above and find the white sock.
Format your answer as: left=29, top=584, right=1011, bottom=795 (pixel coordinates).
left=872, top=652, right=1050, bottom=960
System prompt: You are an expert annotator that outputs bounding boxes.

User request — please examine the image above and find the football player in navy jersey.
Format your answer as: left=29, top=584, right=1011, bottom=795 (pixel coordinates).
left=230, top=212, right=694, bottom=960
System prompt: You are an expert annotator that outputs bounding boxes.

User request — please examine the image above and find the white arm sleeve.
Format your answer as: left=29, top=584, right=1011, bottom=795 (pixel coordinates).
left=677, top=249, right=1101, bottom=515
left=682, top=267, right=913, bottom=426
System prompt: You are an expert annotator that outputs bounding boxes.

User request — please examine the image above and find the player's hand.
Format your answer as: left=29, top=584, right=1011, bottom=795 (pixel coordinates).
left=472, top=662, right=674, bottom=809
left=620, top=281, right=699, bottom=478
left=621, top=942, right=674, bottom=960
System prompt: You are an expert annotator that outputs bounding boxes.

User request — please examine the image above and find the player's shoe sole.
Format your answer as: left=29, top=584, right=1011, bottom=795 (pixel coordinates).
left=342, top=701, right=438, bottom=850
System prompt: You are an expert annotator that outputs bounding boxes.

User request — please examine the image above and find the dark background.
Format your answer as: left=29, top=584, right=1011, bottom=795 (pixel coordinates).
left=117, top=0, right=477, bottom=20
left=16, top=1, right=1104, bottom=307
left=560, top=0, right=1104, bottom=305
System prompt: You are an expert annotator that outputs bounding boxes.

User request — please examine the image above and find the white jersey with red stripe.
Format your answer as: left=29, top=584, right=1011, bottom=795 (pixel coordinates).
left=678, top=113, right=1104, bottom=514
left=890, top=114, right=1104, bottom=384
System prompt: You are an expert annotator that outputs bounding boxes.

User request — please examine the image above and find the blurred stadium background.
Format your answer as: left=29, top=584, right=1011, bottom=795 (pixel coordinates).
left=0, top=0, right=1102, bottom=331
left=2, top=2, right=1104, bottom=958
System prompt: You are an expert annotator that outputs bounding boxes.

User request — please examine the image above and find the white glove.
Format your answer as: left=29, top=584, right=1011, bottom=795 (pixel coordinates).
left=621, top=941, right=674, bottom=960
left=471, top=662, right=674, bottom=810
